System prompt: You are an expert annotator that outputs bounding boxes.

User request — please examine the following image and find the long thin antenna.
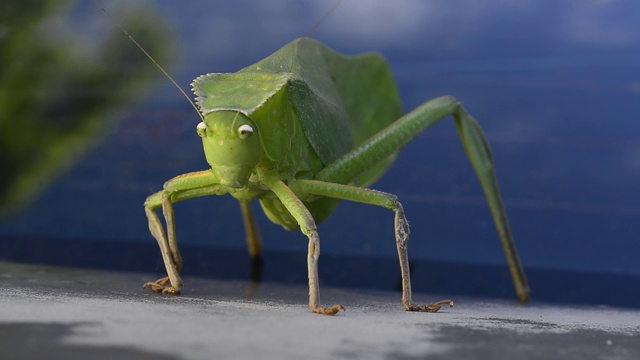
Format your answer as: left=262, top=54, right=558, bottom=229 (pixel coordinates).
left=95, top=0, right=342, bottom=121
left=93, top=0, right=205, bottom=121
left=303, top=0, right=343, bottom=37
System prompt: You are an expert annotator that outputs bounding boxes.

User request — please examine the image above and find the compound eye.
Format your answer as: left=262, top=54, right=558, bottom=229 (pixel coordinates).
left=196, top=122, right=207, bottom=137
left=237, top=124, right=254, bottom=140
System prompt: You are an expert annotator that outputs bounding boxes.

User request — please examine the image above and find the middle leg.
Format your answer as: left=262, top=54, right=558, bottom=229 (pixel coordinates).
left=289, top=179, right=453, bottom=312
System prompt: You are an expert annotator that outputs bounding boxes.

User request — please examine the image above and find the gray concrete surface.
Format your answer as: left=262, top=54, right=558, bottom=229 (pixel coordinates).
left=1, top=261, right=639, bottom=360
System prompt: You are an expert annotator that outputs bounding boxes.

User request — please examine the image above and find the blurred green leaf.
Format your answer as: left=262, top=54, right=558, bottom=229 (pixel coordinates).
left=0, top=0, right=174, bottom=215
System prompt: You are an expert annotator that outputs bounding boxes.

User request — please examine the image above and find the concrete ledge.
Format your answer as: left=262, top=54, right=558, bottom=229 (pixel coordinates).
left=1, top=262, right=639, bottom=359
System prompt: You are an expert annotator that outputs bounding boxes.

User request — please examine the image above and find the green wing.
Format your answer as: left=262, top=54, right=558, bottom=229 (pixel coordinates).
left=248, top=38, right=403, bottom=165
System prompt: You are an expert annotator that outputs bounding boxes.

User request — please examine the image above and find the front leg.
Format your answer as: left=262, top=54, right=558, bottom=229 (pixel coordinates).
left=143, top=170, right=227, bottom=294
left=143, top=201, right=182, bottom=294
left=264, top=174, right=344, bottom=315
left=306, top=229, right=346, bottom=315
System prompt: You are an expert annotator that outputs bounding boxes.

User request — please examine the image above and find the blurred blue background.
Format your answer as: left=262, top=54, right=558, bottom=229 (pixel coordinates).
left=1, top=0, right=639, bottom=307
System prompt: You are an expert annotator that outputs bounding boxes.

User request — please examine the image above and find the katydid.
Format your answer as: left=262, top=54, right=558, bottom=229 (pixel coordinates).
left=137, top=37, right=530, bottom=315
left=96, top=1, right=530, bottom=314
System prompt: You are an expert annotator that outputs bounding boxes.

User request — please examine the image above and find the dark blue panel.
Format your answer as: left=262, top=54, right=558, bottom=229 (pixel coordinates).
left=1, top=0, right=639, bottom=307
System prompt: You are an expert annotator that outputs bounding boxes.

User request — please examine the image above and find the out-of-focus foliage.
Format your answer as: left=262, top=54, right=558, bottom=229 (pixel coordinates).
left=0, top=0, right=173, bottom=215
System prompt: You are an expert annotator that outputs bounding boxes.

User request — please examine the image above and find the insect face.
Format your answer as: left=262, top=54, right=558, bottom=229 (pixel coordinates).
left=197, top=110, right=261, bottom=188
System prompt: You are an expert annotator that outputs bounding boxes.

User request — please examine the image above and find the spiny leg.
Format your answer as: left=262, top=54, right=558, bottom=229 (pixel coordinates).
left=143, top=192, right=187, bottom=294
left=316, top=96, right=530, bottom=303
left=306, top=230, right=345, bottom=315
left=291, top=179, right=453, bottom=312
left=239, top=200, right=263, bottom=282
left=144, top=202, right=182, bottom=294
left=143, top=170, right=227, bottom=294
left=394, top=203, right=454, bottom=312
left=264, top=174, right=344, bottom=315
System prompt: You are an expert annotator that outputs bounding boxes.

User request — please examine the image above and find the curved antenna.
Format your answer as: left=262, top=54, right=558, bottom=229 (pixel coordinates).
left=94, top=0, right=205, bottom=122
left=95, top=0, right=343, bottom=123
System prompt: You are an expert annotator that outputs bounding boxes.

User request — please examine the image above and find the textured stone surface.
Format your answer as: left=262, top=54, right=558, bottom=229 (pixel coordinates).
left=1, top=262, right=638, bottom=360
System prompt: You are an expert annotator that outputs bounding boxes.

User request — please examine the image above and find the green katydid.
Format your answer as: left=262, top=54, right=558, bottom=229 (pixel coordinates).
left=100, top=5, right=530, bottom=315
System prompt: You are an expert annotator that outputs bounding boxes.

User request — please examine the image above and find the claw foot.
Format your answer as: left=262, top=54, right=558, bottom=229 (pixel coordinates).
left=312, top=304, right=346, bottom=315
left=406, top=299, right=454, bottom=313
left=143, top=277, right=181, bottom=295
